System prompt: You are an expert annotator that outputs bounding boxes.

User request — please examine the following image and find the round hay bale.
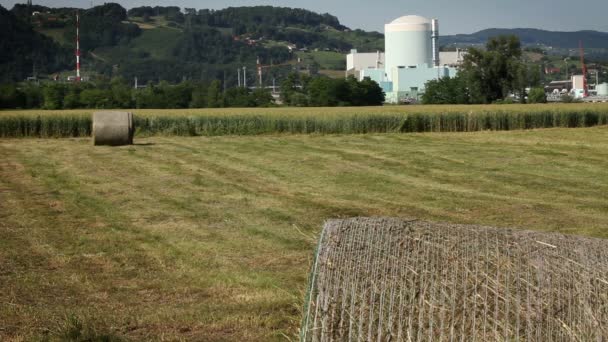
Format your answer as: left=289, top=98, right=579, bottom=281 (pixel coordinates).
left=92, top=111, right=134, bottom=146
left=301, top=217, right=608, bottom=341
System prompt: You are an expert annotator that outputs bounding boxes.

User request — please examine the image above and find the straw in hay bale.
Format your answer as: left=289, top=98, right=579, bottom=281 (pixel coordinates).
left=301, top=217, right=608, bottom=341
left=93, top=111, right=134, bottom=146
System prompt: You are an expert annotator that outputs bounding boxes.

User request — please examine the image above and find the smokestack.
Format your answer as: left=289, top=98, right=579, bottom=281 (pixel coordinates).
left=237, top=68, right=241, bottom=87
left=431, top=18, right=440, bottom=68
left=76, top=11, right=81, bottom=82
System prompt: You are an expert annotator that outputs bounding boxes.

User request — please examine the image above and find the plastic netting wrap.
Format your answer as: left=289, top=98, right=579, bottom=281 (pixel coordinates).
left=301, top=217, right=608, bottom=341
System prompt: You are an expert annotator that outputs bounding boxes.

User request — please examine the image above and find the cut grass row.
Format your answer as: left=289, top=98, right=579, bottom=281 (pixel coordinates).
left=1, top=104, right=608, bottom=138
left=2, top=127, right=608, bottom=340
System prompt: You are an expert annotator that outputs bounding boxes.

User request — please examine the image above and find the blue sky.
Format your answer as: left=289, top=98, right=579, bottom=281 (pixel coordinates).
left=2, top=0, right=608, bottom=34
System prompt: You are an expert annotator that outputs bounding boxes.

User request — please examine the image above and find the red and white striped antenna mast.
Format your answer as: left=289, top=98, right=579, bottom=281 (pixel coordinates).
left=75, top=11, right=81, bottom=82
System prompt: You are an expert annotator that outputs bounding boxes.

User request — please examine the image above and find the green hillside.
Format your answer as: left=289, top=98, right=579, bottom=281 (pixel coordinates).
left=4, top=4, right=384, bottom=83
left=0, top=5, right=71, bottom=82
left=94, top=27, right=182, bottom=61
left=4, top=3, right=608, bottom=84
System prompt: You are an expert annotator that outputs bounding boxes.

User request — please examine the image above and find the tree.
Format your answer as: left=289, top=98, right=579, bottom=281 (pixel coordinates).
left=134, top=83, right=170, bottom=108
left=307, top=77, right=336, bottom=106
left=224, top=87, right=253, bottom=107
left=280, top=73, right=299, bottom=105
left=424, top=35, right=527, bottom=104
left=422, top=75, right=470, bottom=105
left=290, top=92, right=308, bottom=107
left=279, top=73, right=383, bottom=107
left=0, top=84, right=25, bottom=108
left=63, top=88, right=81, bottom=109
left=251, top=88, right=274, bottom=107
left=206, top=80, right=223, bottom=108
left=80, top=88, right=112, bottom=108
left=460, top=35, right=524, bottom=103
left=110, top=77, right=133, bottom=108
left=21, top=83, right=43, bottom=108
left=189, top=83, right=209, bottom=108
left=512, top=64, right=542, bottom=103
left=358, top=77, right=385, bottom=106
left=527, top=87, right=547, bottom=104
left=161, top=81, right=193, bottom=108
left=43, top=83, right=66, bottom=109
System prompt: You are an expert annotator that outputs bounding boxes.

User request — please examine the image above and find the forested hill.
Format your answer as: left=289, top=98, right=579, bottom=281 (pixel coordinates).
left=127, top=6, right=348, bottom=32
left=0, top=5, right=71, bottom=82
left=2, top=3, right=382, bottom=84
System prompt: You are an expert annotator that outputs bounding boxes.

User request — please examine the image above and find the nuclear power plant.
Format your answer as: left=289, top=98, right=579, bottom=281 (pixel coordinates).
left=347, top=15, right=462, bottom=103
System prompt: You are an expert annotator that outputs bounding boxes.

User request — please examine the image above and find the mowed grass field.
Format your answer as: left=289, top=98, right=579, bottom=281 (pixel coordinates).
left=1, top=126, right=608, bottom=340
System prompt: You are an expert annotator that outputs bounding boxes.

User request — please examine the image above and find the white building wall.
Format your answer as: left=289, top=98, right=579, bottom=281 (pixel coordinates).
left=439, top=50, right=465, bottom=66
left=346, top=50, right=385, bottom=72
left=346, top=51, right=463, bottom=78
left=572, top=75, right=585, bottom=90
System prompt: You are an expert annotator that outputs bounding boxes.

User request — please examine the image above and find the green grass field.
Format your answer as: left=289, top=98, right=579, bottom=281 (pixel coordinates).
left=35, top=27, right=70, bottom=46
left=296, top=51, right=346, bottom=70
left=1, top=126, right=607, bottom=340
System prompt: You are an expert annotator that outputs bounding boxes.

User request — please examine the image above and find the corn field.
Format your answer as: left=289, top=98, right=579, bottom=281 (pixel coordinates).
left=1, top=105, right=607, bottom=138
left=301, top=217, right=608, bottom=342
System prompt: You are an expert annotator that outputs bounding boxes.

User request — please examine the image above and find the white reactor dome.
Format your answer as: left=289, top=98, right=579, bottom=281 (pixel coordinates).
left=387, top=15, right=431, bottom=29
left=384, top=15, right=433, bottom=81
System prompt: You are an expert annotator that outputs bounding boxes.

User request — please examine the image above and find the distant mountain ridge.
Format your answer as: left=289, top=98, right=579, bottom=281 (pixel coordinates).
left=441, top=28, right=608, bottom=49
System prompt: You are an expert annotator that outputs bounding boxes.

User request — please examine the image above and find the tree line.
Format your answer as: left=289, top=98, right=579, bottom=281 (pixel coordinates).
left=128, top=5, right=354, bottom=51
left=281, top=74, right=385, bottom=106
left=0, top=79, right=269, bottom=110
left=0, top=74, right=385, bottom=109
left=127, top=6, right=345, bottom=33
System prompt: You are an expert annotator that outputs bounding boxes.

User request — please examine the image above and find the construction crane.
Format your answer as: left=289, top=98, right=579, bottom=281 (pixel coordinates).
left=256, top=57, right=296, bottom=87
left=579, top=41, right=588, bottom=98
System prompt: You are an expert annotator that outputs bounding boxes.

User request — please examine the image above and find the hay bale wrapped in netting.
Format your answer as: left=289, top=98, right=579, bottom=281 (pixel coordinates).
left=301, top=217, right=608, bottom=341
left=92, top=111, right=134, bottom=146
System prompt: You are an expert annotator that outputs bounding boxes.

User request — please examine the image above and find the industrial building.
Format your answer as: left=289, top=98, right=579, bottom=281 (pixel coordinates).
left=598, top=83, right=608, bottom=96
left=546, top=74, right=608, bottom=100
left=346, top=15, right=460, bottom=103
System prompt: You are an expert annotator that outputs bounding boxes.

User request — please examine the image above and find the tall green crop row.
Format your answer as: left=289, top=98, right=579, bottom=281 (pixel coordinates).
left=1, top=109, right=607, bottom=138
left=398, top=109, right=608, bottom=133
left=133, top=115, right=408, bottom=136
left=0, top=115, right=91, bottom=138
